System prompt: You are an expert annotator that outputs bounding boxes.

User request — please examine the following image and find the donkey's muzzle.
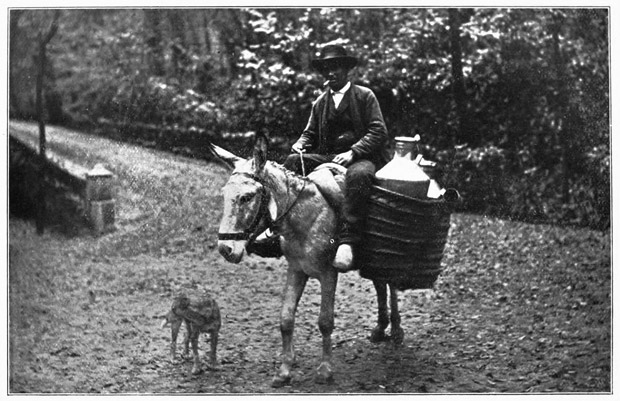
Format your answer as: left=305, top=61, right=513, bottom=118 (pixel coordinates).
left=218, top=240, right=245, bottom=264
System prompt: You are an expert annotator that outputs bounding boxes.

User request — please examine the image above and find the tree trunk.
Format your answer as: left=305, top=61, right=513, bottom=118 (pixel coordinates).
left=204, top=9, right=245, bottom=80
left=167, top=10, right=188, bottom=80
left=35, top=37, right=46, bottom=234
left=35, top=11, right=60, bottom=235
left=204, top=10, right=227, bottom=76
left=448, top=8, right=468, bottom=146
left=9, top=10, right=24, bottom=116
left=144, top=9, right=166, bottom=77
left=551, top=12, right=571, bottom=204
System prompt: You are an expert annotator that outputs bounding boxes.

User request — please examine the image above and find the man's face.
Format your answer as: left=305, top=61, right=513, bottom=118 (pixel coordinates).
left=321, top=63, right=350, bottom=91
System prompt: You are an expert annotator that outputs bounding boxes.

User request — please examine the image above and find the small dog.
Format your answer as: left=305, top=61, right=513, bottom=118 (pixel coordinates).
left=161, top=291, right=221, bottom=374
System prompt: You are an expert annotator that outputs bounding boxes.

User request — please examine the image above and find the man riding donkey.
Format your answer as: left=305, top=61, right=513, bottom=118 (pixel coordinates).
left=256, top=43, right=390, bottom=272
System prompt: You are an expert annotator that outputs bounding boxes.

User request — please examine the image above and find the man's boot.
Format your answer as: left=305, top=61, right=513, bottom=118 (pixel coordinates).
left=333, top=243, right=354, bottom=272
left=247, top=228, right=283, bottom=258
left=254, top=228, right=275, bottom=243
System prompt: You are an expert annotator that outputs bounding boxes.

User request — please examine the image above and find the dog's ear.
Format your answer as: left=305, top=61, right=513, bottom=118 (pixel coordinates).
left=253, top=131, right=269, bottom=174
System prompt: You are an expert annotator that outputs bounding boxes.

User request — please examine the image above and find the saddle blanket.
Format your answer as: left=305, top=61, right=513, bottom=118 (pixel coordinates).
left=307, top=163, right=346, bottom=216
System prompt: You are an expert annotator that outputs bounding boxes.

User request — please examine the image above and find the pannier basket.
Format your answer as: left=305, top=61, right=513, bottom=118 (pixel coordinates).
left=359, top=185, right=453, bottom=290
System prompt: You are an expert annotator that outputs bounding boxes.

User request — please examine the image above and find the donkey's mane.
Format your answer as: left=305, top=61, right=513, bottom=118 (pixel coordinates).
left=264, top=160, right=311, bottom=192
left=267, top=160, right=310, bottom=181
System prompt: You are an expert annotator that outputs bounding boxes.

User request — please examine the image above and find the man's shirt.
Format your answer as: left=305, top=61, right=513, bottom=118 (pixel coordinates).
left=331, top=81, right=351, bottom=109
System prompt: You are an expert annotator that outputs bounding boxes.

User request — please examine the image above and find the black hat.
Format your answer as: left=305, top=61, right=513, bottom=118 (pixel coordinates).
left=311, top=44, right=358, bottom=72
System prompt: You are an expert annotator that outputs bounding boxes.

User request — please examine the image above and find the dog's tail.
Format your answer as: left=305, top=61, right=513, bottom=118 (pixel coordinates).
left=160, top=311, right=174, bottom=328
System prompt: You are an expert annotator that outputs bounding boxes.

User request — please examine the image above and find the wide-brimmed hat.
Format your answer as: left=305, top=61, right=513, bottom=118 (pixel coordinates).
left=311, top=44, right=358, bottom=72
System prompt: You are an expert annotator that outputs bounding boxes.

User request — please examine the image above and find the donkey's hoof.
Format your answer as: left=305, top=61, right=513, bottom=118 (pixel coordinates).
left=271, top=374, right=291, bottom=388
left=369, top=327, right=388, bottom=343
left=391, top=327, right=405, bottom=345
left=315, top=362, right=334, bottom=384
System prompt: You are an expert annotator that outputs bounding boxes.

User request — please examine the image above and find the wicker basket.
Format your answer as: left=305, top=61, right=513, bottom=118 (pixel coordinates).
left=359, top=185, right=453, bottom=290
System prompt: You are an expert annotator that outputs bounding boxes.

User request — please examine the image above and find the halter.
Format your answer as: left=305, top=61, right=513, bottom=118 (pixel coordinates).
left=217, top=169, right=307, bottom=244
left=217, top=172, right=269, bottom=242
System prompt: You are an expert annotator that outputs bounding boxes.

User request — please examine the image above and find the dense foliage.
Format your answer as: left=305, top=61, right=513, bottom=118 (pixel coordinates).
left=9, top=8, right=610, bottom=229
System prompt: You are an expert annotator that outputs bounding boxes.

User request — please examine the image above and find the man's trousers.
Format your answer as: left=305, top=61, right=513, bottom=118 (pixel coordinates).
left=283, top=153, right=376, bottom=245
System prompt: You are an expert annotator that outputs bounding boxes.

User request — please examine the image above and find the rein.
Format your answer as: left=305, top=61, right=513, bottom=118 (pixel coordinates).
left=217, top=169, right=307, bottom=242
left=271, top=176, right=307, bottom=229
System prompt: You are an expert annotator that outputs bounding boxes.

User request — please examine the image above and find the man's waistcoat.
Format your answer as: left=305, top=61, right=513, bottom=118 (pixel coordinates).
left=300, top=84, right=390, bottom=167
left=324, top=90, right=358, bottom=154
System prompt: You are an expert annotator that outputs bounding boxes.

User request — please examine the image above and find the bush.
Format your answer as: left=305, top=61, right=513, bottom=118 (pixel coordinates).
left=435, top=144, right=610, bottom=230
left=437, top=145, right=509, bottom=215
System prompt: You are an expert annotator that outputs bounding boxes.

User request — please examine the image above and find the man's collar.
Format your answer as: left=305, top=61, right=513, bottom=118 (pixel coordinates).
left=330, top=81, right=351, bottom=95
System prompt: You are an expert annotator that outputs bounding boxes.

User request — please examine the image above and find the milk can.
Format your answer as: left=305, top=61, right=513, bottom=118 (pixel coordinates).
left=358, top=136, right=457, bottom=290
left=375, top=136, right=430, bottom=198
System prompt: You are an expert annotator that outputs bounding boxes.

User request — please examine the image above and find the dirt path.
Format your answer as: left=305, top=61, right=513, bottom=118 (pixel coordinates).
left=8, top=121, right=611, bottom=394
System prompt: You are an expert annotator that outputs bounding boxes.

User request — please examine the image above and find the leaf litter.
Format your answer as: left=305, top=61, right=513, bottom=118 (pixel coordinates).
left=8, top=123, right=611, bottom=393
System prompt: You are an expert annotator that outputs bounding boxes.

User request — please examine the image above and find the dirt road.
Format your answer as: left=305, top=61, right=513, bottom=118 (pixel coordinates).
left=8, top=121, right=611, bottom=394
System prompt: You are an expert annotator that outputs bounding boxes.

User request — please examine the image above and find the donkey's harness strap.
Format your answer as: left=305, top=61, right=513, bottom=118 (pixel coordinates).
left=217, top=232, right=251, bottom=241
left=271, top=177, right=306, bottom=229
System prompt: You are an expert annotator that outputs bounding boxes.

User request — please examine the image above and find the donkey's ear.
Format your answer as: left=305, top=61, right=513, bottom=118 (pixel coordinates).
left=253, top=131, right=269, bottom=173
left=207, top=142, right=245, bottom=170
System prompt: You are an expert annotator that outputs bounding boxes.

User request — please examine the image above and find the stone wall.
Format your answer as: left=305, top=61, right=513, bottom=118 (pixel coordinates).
left=9, top=134, right=116, bottom=235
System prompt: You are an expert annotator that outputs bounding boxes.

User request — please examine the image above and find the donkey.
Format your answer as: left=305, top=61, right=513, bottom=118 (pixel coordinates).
left=212, top=135, right=404, bottom=387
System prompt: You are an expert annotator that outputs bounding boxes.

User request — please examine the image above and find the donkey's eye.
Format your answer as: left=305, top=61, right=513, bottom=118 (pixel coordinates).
left=239, top=193, right=254, bottom=204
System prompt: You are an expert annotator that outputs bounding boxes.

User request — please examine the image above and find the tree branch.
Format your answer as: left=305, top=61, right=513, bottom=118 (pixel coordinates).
left=41, top=10, right=60, bottom=45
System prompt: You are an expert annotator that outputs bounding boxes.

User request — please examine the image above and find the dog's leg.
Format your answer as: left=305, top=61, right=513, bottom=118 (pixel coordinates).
left=170, top=318, right=183, bottom=362
left=182, top=319, right=191, bottom=357
left=208, top=329, right=218, bottom=369
left=190, top=328, right=201, bottom=375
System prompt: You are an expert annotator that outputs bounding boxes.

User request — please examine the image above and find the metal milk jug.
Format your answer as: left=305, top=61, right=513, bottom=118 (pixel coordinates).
left=375, top=136, right=430, bottom=198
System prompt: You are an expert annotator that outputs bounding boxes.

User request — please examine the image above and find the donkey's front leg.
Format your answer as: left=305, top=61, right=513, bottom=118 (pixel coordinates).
left=315, top=268, right=338, bottom=384
left=272, top=269, right=308, bottom=388
left=370, top=280, right=390, bottom=343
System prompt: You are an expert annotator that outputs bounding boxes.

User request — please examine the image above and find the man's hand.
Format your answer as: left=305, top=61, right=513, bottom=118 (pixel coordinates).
left=333, top=150, right=355, bottom=167
left=291, top=142, right=306, bottom=153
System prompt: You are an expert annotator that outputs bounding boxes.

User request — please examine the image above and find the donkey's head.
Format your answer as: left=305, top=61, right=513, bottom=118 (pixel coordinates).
left=210, top=135, right=275, bottom=263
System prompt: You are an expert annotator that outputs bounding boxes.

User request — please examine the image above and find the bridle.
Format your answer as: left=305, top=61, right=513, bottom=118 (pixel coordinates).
left=217, top=172, right=270, bottom=243
left=217, top=170, right=307, bottom=245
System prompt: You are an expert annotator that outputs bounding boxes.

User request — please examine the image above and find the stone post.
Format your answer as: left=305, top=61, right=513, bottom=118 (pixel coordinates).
left=85, top=164, right=115, bottom=234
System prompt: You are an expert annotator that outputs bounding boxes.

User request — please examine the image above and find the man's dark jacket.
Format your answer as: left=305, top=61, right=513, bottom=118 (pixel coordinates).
left=293, top=83, right=390, bottom=167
